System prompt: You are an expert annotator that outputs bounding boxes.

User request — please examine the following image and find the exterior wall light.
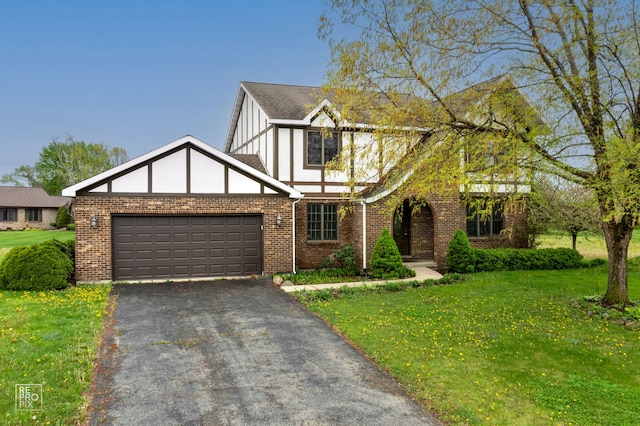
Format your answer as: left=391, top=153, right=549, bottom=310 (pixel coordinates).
left=276, top=214, right=282, bottom=227
left=91, top=216, right=98, bottom=229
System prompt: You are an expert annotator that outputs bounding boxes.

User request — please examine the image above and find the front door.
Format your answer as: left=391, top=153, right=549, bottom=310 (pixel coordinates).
left=393, top=201, right=411, bottom=256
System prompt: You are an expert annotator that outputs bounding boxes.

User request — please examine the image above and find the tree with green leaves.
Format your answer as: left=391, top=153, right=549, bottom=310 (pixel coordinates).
left=534, top=176, right=601, bottom=251
left=320, top=0, right=639, bottom=306
left=2, top=135, right=128, bottom=195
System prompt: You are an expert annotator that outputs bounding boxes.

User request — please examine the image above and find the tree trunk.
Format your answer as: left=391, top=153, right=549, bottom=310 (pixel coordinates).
left=602, top=215, right=634, bottom=306
left=571, top=232, right=578, bottom=251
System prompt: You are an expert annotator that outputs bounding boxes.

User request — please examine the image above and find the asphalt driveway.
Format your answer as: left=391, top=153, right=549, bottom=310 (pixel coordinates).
left=88, top=279, right=440, bottom=425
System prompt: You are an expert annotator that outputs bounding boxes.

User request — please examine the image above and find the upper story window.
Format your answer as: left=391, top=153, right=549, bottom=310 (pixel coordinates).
left=307, top=204, right=338, bottom=241
left=466, top=203, right=503, bottom=237
left=25, top=208, right=42, bottom=222
left=1, top=208, right=17, bottom=222
left=307, top=130, right=339, bottom=166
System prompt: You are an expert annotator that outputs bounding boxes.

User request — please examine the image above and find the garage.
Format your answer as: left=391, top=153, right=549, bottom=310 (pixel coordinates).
left=112, top=215, right=263, bottom=281
left=62, top=136, right=301, bottom=282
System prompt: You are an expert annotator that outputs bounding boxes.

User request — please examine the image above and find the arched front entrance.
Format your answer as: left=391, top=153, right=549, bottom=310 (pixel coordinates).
left=393, top=199, right=435, bottom=261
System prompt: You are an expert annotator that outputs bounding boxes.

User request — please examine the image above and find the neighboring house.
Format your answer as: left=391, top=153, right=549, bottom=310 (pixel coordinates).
left=63, top=76, right=534, bottom=283
left=0, top=186, right=71, bottom=230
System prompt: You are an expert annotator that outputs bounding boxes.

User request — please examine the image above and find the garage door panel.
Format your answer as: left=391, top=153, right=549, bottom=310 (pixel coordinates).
left=192, top=232, right=207, bottom=243
left=136, top=233, right=153, bottom=244
left=244, top=247, right=258, bottom=257
left=113, top=215, right=263, bottom=280
left=155, top=233, right=171, bottom=243
left=174, top=249, right=189, bottom=259
left=156, top=249, right=171, bottom=259
left=173, top=217, right=190, bottom=227
left=174, top=233, right=189, bottom=243
left=155, top=217, right=171, bottom=227
left=227, top=217, right=242, bottom=226
left=227, top=248, right=242, bottom=258
left=244, top=232, right=259, bottom=242
left=192, top=248, right=207, bottom=259
left=210, top=248, right=224, bottom=258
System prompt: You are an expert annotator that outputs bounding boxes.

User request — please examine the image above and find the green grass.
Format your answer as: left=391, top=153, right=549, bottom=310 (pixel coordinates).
left=537, top=229, right=640, bottom=259
left=297, top=263, right=640, bottom=425
left=0, top=284, right=111, bottom=424
left=0, top=229, right=75, bottom=261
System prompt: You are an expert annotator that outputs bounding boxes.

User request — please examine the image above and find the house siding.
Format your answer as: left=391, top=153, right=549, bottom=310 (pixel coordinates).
left=73, top=195, right=294, bottom=282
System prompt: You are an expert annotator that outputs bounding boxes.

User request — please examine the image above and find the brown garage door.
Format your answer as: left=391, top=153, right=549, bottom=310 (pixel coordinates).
left=112, top=215, right=263, bottom=280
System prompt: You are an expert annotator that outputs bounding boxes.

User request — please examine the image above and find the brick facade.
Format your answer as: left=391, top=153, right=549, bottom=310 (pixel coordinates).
left=295, top=194, right=528, bottom=273
left=73, top=191, right=528, bottom=282
left=73, top=194, right=294, bottom=282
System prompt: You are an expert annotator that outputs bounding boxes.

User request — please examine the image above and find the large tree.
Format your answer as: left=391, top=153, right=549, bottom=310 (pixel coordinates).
left=320, top=0, right=640, bottom=305
left=2, top=135, right=128, bottom=195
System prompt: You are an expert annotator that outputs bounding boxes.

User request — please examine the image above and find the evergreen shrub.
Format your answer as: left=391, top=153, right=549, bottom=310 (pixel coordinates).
left=369, top=228, right=415, bottom=279
left=55, top=206, right=73, bottom=229
left=446, top=229, right=477, bottom=273
left=0, top=241, right=74, bottom=291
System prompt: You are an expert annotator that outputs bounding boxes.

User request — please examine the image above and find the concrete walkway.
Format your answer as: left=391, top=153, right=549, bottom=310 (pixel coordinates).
left=280, top=262, right=443, bottom=293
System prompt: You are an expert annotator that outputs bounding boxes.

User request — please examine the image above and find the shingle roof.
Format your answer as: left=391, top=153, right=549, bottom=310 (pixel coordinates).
left=0, top=186, right=71, bottom=208
left=228, top=154, right=268, bottom=175
left=241, top=82, right=321, bottom=120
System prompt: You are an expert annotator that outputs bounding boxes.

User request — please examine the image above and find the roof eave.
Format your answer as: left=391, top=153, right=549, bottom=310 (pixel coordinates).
left=62, top=135, right=302, bottom=199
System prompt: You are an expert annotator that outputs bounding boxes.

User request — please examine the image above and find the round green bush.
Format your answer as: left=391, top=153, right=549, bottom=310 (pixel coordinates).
left=447, top=229, right=477, bottom=273
left=0, top=242, right=74, bottom=291
left=369, top=228, right=415, bottom=279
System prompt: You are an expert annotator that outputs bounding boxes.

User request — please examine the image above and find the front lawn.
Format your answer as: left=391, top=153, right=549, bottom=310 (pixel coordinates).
left=0, top=285, right=111, bottom=424
left=0, top=229, right=75, bottom=261
left=296, top=263, right=640, bottom=425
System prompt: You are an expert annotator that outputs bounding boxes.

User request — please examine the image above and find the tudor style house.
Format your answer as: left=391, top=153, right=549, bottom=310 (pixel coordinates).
left=63, top=76, right=533, bottom=283
left=225, top=79, right=531, bottom=272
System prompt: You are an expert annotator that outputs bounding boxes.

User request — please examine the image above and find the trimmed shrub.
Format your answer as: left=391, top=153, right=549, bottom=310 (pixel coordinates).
left=55, top=206, right=73, bottom=229
left=473, top=247, right=583, bottom=272
left=369, top=228, right=415, bottom=279
left=447, top=229, right=477, bottom=273
left=0, top=241, right=74, bottom=291
left=66, top=223, right=76, bottom=231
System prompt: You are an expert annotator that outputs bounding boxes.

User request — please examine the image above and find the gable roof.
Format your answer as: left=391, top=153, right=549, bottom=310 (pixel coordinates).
left=241, top=82, right=319, bottom=120
left=225, top=76, right=546, bottom=152
left=225, top=82, right=327, bottom=151
left=0, top=186, right=71, bottom=208
left=62, top=135, right=302, bottom=199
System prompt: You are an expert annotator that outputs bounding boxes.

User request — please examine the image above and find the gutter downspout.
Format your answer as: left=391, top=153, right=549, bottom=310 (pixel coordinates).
left=360, top=200, right=367, bottom=276
left=292, top=197, right=302, bottom=274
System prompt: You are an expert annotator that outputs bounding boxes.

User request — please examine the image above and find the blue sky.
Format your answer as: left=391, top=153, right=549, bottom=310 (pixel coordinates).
left=0, top=1, right=330, bottom=179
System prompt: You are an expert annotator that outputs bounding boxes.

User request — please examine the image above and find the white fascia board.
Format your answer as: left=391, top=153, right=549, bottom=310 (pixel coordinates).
left=224, top=85, right=247, bottom=152
left=61, top=136, right=201, bottom=197
left=362, top=170, right=413, bottom=204
left=62, top=135, right=302, bottom=199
